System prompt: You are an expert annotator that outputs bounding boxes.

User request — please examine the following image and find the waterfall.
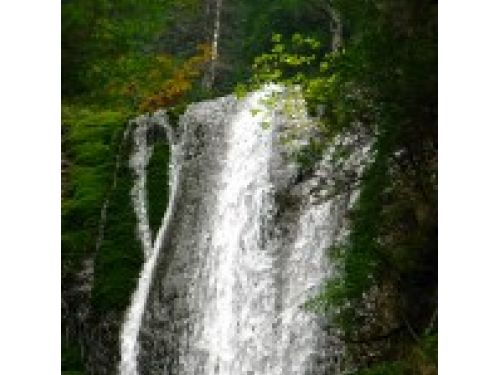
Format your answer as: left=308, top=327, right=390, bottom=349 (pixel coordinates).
left=120, top=86, right=369, bottom=374
left=192, top=88, right=276, bottom=374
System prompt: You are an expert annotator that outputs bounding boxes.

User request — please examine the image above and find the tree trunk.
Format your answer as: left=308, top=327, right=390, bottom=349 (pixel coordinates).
left=203, top=0, right=223, bottom=90
left=328, top=6, right=343, bottom=52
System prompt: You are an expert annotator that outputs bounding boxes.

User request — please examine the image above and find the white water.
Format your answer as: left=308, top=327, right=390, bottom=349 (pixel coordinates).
left=277, top=199, right=335, bottom=374
left=192, top=88, right=277, bottom=374
left=119, top=115, right=182, bottom=375
left=129, top=118, right=155, bottom=258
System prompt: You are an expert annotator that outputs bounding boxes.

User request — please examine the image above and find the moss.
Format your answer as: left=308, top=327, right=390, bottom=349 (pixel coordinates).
left=61, top=339, right=85, bottom=374
left=147, top=141, right=170, bottom=237
left=91, top=135, right=143, bottom=314
left=62, top=105, right=128, bottom=273
left=91, top=121, right=171, bottom=314
left=354, top=361, right=408, bottom=375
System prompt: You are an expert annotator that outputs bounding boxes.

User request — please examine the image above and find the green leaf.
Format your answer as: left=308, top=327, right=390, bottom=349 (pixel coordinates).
left=250, top=108, right=262, bottom=117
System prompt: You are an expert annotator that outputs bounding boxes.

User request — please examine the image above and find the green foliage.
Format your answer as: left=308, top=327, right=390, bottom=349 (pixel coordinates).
left=245, top=0, right=437, bottom=371
left=62, top=0, right=182, bottom=96
left=419, top=333, right=438, bottom=367
left=248, top=33, right=324, bottom=88
left=236, top=0, right=331, bottom=70
left=62, top=104, right=144, bottom=314
left=336, top=151, right=391, bottom=299
left=62, top=106, right=128, bottom=274
left=62, top=0, right=211, bottom=113
left=354, top=361, right=408, bottom=375
left=147, top=141, right=170, bottom=236
left=62, top=0, right=339, bottom=107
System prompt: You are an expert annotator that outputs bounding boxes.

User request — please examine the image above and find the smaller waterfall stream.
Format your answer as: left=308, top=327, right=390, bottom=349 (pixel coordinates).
left=277, top=198, right=335, bottom=374
left=119, top=113, right=182, bottom=375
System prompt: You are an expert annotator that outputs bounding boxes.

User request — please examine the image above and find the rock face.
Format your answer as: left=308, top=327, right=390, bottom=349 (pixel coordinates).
left=131, top=87, right=369, bottom=375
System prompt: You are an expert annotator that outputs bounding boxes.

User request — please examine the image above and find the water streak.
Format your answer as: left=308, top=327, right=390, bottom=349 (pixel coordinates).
left=119, top=114, right=182, bottom=375
left=129, top=117, right=155, bottom=258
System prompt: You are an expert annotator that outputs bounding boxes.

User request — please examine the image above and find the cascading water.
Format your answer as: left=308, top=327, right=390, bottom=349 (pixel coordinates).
left=120, top=86, right=368, bottom=375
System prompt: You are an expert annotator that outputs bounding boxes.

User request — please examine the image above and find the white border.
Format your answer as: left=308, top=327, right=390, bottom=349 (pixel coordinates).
left=439, top=0, right=500, bottom=373
left=1, top=0, right=500, bottom=373
left=0, top=0, right=61, bottom=373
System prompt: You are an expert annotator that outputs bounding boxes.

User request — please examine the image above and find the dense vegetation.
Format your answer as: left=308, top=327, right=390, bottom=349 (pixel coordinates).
left=61, top=106, right=131, bottom=276
left=62, top=338, right=85, bottom=374
left=245, top=1, right=437, bottom=373
left=62, top=0, right=437, bottom=374
left=61, top=106, right=142, bottom=373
